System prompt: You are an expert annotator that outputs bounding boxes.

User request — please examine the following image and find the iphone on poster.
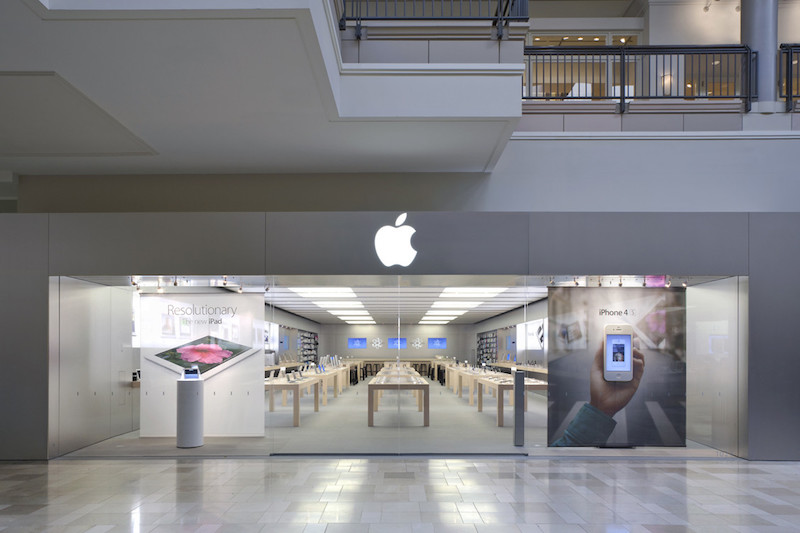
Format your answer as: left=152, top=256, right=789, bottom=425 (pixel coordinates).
left=604, top=324, right=633, bottom=382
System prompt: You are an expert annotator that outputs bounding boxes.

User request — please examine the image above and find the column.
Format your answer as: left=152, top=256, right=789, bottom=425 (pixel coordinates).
left=740, top=0, right=779, bottom=111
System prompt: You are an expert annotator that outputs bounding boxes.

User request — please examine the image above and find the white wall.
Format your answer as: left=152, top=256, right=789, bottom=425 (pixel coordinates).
left=319, top=324, right=469, bottom=361
left=52, top=277, right=139, bottom=456
left=779, top=0, right=800, bottom=42
left=648, top=0, right=741, bottom=45
left=686, top=276, right=746, bottom=456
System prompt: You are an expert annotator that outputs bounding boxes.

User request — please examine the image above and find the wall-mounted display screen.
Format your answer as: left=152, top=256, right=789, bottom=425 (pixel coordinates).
left=348, top=337, right=367, bottom=349
left=388, top=338, right=407, bottom=349
left=428, top=338, right=447, bottom=349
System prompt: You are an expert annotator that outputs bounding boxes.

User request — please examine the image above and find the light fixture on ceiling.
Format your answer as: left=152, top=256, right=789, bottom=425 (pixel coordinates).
left=682, top=280, right=688, bottom=288
left=130, top=276, right=136, bottom=286
left=549, top=277, right=555, bottom=285
left=328, top=309, right=369, bottom=315
left=619, top=37, right=626, bottom=44
left=703, top=0, right=711, bottom=12
left=136, top=284, right=142, bottom=293
left=440, top=287, right=507, bottom=298
left=290, top=287, right=356, bottom=298
left=238, top=286, right=243, bottom=294
left=593, top=37, right=600, bottom=42
left=666, top=277, right=672, bottom=288
left=574, top=277, right=579, bottom=286
left=338, top=315, right=374, bottom=321
left=563, top=36, right=569, bottom=40
left=423, top=315, right=458, bottom=321
left=534, top=37, right=541, bottom=41
left=223, top=275, right=228, bottom=286
left=577, top=37, right=584, bottom=41
left=420, top=320, right=448, bottom=325
left=346, top=320, right=376, bottom=325
left=642, top=278, right=647, bottom=287
left=618, top=276, right=623, bottom=287
left=313, top=301, right=364, bottom=308
left=426, top=310, right=467, bottom=316
left=157, top=279, right=164, bottom=294
left=431, top=301, right=481, bottom=309
left=173, top=276, right=178, bottom=287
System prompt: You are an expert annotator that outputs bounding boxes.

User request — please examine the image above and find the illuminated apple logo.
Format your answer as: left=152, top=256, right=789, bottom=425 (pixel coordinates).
left=374, top=213, right=417, bottom=267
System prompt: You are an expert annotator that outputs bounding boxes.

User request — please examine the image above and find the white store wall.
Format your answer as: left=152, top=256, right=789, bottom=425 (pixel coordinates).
left=686, top=276, right=748, bottom=457
left=48, top=277, right=139, bottom=457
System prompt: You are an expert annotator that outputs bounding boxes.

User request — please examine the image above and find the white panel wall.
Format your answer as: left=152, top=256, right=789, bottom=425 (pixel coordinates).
left=319, top=324, right=468, bottom=361
left=54, top=277, right=139, bottom=456
left=686, top=276, right=744, bottom=456
left=779, top=1, right=800, bottom=42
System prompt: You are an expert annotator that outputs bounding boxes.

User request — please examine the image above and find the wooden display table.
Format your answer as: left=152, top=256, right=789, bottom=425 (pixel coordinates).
left=367, top=365, right=430, bottom=427
left=265, top=362, right=302, bottom=377
left=264, top=376, right=320, bottom=427
left=488, top=362, right=549, bottom=379
left=476, top=376, right=548, bottom=427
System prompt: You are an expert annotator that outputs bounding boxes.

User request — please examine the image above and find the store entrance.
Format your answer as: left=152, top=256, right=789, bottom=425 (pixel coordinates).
left=50, top=274, right=746, bottom=458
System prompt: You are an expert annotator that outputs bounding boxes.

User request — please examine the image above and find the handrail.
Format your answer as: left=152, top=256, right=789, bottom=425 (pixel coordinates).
left=523, top=45, right=755, bottom=113
left=780, top=44, right=800, bottom=112
left=340, top=0, right=528, bottom=38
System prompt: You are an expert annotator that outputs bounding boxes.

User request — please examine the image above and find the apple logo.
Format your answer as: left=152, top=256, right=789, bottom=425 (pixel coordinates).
left=374, top=213, right=417, bottom=267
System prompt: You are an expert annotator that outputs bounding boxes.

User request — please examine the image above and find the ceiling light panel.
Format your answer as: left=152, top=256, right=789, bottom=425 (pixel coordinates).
left=346, top=320, right=376, bottom=325
left=290, top=287, right=356, bottom=298
left=313, top=301, right=364, bottom=308
left=440, top=287, right=508, bottom=298
left=422, top=315, right=458, bottom=320
left=337, top=316, right=375, bottom=321
left=425, top=310, right=467, bottom=316
left=419, top=320, right=449, bottom=325
left=327, top=309, right=370, bottom=315
left=431, top=301, right=482, bottom=309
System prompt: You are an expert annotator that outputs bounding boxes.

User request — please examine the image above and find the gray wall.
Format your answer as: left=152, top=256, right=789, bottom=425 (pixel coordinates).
left=3, top=211, right=800, bottom=459
left=0, top=214, right=49, bottom=460
left=747, top=214, right=800, bottom=460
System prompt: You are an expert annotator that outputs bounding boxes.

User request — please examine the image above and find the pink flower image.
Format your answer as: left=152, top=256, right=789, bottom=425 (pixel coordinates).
left=177, top=343, right=233, bottom=365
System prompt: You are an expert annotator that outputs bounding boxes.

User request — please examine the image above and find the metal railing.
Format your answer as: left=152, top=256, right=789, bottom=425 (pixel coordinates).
left=523, top=45, right=756, bottom=112
left=780, top=44, right=800, bottom=111
left=340, top=0, right=528, bottom=37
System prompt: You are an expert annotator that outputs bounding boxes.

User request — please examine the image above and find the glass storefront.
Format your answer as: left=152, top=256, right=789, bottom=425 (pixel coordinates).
left=48, top=273, right=747, bottom=458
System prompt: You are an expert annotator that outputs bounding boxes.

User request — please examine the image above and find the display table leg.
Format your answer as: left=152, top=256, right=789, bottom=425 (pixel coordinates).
left=322, top=377, right=328, bottom=406
left=423, top=387, right=430, bottom=427
left=417, top=388, right=423, bottom=412
left=334, top=374, right=339, bottom=398
left=293, top=388, right=301, bottom=427
left=477, top=384, right=483, bottom=412
left=269, top=388, right=275, bottom=412
left=368, top=388, right=374, bottom=427
left=497, top=389, right=504, bottom=427
left=314, top=382, right=319, bottom=412
left=458, top=375, right=463, bottom=398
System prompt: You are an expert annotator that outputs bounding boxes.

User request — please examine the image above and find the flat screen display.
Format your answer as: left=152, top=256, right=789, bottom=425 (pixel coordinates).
left=348, top=337, right=367, bottom=349
left=388, top=338, right=407, bottom=349
left=428, top=338, right=447, bottom=349
left=154, top=335, right=252, bottom=375
left=605, top=333, right=633, bottom=372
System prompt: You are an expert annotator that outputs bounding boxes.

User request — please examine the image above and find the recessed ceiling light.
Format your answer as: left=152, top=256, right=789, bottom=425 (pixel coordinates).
left=346, top=320, right=376, bottom=325
left=563, top=36, right=569, bottom=40
left=422, top=316, right=458, bottom=321
left=577, top=37, right=584, bottom=41
left=419, top=320, right=449, bottom=325
left=594, top=37, right=600, bottom=41
left=441, top=287, right=507, bottom=298
left=290, top=287, right=356, bottom=298
left=686, top=83, right=693, bottom=88
left=431, top=301, right=481, bottom=309
left=619, top=37, right=626, bottom=43
left=337, top=316, right=375, bottom=321
left=328, top=309, right=369, bottom=315
left=425, top=310, right=467, bottom=316
left=534, top=37, right=541, bottom=41
left=313, top=301, right=364, bottom=308
left=712, top=60, right=721, bottom=65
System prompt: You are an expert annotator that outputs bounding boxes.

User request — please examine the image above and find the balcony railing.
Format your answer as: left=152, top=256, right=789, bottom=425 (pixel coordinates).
left=523, top=45, right=756, bottom=112
left=340, top=0, right=528, bottom=37
left=780, top=44, right=800, bottom=111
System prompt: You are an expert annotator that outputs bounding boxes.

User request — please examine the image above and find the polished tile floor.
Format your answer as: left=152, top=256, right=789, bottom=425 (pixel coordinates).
left=1, top=457, right=799, bottom=533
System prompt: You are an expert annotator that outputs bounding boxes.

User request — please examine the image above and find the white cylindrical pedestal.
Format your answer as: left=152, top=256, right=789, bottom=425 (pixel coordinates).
left=177, top=379, right=204, bottom=448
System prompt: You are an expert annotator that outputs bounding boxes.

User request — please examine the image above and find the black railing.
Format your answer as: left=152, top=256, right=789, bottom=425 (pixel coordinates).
left=523, top=45, right=756, bottom=112
left=341, top=0, right=528, bottom=37
left=780, top=44, right=800, bottom=111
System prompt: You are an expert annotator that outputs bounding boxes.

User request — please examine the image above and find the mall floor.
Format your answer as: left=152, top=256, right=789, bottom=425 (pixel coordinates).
left=1, top=456, right=799, bottom=533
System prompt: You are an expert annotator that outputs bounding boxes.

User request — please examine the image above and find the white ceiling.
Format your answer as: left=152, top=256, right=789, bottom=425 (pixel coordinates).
left=0, top=0, right=518, bottom=177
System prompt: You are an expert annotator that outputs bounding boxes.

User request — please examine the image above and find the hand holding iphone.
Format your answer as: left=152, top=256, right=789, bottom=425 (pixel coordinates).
left=604, top=324, right=633, bottom=382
